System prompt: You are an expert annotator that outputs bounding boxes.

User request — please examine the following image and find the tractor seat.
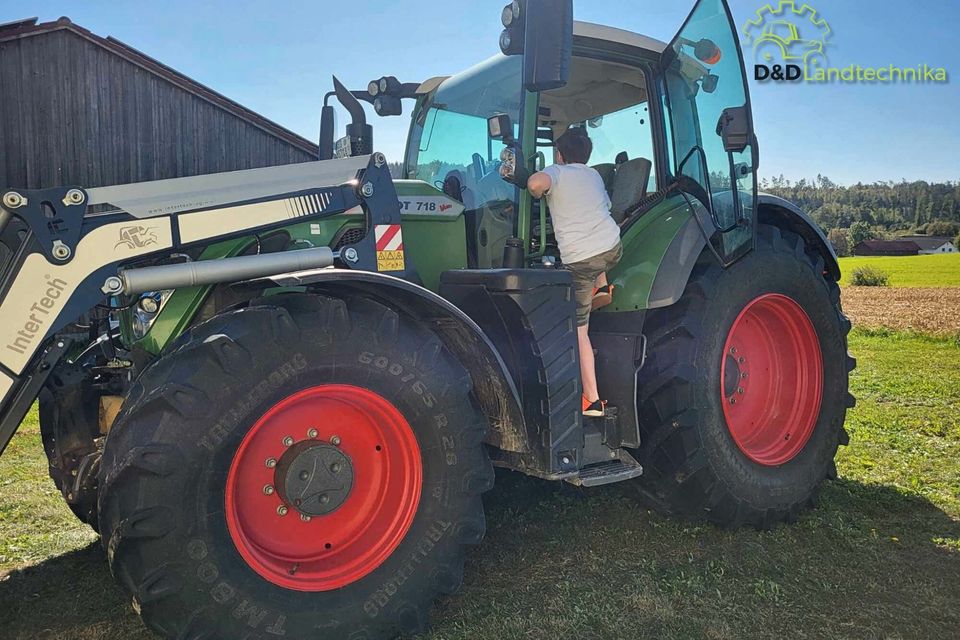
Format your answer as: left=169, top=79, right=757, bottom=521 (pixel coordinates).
left=610, top=157, right=652, bottom=224
left=591, top=163, right=617, bottom=196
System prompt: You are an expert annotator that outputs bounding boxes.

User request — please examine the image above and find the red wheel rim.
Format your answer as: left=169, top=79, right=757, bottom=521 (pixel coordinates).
left=225, top=384, right=422, bottom=591
left=721, top=294, right=823, bottom=466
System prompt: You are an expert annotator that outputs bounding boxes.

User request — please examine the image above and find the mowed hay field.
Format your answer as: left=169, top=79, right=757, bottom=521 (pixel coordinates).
left=0, top=256, right=958, bottom=639
left=840, top=253, right=960, bottom=337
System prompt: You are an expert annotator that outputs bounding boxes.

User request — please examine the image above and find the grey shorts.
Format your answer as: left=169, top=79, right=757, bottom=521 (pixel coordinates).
left=565, top=242, right=623, bottom=327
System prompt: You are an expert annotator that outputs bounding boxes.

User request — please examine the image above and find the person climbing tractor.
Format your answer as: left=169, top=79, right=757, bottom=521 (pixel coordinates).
left=504, top=127, right=622, bottom=416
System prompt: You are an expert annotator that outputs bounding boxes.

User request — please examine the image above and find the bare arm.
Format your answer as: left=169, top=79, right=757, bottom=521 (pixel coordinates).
left=527, top=171, right=552, bottom=199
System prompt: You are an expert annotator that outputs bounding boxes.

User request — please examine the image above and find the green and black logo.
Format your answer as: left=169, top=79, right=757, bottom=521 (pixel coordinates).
left=743, top=1, right=948, bottom=84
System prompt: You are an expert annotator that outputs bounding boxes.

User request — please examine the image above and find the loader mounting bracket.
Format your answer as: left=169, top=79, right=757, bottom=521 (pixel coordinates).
left=0, top=187, right=89, bottom=264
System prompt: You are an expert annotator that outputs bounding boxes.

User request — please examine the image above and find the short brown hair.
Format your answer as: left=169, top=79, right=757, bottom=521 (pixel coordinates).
left=555, top=128, right=593, bottom=164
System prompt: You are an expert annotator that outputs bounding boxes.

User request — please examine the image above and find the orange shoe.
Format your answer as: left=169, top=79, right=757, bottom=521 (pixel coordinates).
left=582, top=395, right=606, bottom=417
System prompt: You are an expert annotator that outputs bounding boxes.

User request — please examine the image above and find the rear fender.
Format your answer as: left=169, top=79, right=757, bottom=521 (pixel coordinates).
left=756, top=194, right=840, bottom=281
left=612, top=193, right=840, bottom=314
left=249, top=269, right=529, bottom=453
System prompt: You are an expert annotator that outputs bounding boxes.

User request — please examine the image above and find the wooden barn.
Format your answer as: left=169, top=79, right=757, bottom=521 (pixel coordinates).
left=0, top=16, right=318, bottom=192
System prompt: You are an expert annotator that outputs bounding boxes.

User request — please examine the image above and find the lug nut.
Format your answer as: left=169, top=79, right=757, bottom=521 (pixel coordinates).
left=330, top=435, right=341, bottom=446
left=738, top=356, right=745, bottom=364
left=729, top=397, right=736, bottom=404
left=263, top=485, right=275, bottom=495
left=265, top=458, right=277, bottom=468
left=277, top=505, right=288, bottom=516
left=283, top=436, right=294, bottom=447
left=300, top=514, right=312, bottom=522
left=307, top=428, right=318, bottom=438
left=741, top=372, right=748, bottom=379
left=730, top=347, right=737, bottom=354
left=738, top=387, right=744, bottom=394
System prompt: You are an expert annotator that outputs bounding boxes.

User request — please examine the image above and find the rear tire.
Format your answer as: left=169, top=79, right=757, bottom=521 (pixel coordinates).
left=98, top=292, right=492, bottom=639
left=631, top=224, right=855, bottom=528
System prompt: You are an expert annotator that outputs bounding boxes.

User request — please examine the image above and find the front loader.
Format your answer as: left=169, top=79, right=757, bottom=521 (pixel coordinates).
left=0, top=1, right=854, bottom=638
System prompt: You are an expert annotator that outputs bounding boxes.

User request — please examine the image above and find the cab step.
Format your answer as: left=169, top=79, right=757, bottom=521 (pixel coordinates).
left=566, top=457, right=643, bottom=487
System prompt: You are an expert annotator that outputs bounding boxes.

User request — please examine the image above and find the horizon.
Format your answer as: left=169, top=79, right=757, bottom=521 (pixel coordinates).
left=6, top=1, right=959, bottom=185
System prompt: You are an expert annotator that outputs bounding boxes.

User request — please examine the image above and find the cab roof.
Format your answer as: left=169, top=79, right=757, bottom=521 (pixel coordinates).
left=573, top=21, right=668, bottom=54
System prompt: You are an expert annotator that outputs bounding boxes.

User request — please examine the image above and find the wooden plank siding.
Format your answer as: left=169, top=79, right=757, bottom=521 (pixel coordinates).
left=0, top=25, right=317, bottom=191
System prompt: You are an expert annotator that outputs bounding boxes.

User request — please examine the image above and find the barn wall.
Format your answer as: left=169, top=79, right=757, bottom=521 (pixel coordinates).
left=0, top=29, right=315, bottom=190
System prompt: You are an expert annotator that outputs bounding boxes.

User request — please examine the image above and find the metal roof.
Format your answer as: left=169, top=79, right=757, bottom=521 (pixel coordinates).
left=0, top=17, right=318, bottom=156
left=898, top=236, right=956, bottom=251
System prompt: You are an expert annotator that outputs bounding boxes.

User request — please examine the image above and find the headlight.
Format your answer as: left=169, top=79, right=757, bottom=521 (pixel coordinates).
left=132, top=290, right=172, bottom=340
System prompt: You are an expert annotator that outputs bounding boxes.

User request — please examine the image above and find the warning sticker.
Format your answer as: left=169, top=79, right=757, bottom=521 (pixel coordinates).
left=374, top=224, right=405, bottom=272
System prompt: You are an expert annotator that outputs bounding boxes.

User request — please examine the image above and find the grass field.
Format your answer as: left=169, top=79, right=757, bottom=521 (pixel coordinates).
left=839, top=252, right=960, bottom=287
left=1, top=327, right=958, bottom=639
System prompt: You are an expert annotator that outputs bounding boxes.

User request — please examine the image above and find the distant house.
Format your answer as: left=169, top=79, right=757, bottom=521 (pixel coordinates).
left=898, top=236, right=958, bottom=255
left=852, top=240, right=920, bottom=256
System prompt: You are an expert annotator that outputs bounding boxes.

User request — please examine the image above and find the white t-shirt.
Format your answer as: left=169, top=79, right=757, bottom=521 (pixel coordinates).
left=541, top=163, right=621, bottom=264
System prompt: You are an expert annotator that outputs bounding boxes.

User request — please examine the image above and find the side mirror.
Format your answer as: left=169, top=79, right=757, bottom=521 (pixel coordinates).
left=716, top=106, right=750, bottom=153
left=318, top=104, right=335, bottom=160
left=488, top=113, right=515, bottom=143
left=701, top=74, right=719, bottom=94
left=523, top=0, right=572, bottom=91
left=499, top=0, right=573, bottom=92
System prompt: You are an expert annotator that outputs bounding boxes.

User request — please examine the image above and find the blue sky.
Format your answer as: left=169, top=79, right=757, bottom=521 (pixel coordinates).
left=10, top=0, right=960, bottom=185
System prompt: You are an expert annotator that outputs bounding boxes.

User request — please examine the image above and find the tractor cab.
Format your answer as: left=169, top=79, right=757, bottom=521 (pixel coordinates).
left=397, top=0, right=757, bottom=273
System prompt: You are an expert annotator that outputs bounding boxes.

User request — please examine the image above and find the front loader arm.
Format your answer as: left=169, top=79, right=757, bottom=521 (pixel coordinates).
left=0, top=152, right=407, bottom=454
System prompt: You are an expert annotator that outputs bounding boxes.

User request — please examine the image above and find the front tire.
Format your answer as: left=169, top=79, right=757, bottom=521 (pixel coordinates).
left=632, top=225, right=855, bottom=528
left=98, top=293, right=492, bottom=639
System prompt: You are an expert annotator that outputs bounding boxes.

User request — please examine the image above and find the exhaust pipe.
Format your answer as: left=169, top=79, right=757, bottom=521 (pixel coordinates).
left=104, top=247, right=337, bottom=296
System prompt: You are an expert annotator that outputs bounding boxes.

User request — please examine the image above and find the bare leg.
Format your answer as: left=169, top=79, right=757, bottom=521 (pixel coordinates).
left=578, top=325, right=599, bottom=402
left=594, top=272, right=607, bottom=290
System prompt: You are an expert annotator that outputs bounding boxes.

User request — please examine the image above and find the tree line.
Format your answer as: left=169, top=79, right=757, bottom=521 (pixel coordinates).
left=761, top=175, right=960, bottom=255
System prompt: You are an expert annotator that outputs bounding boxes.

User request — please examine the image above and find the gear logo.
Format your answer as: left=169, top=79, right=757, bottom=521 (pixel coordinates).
left=743, top=1, right=831, bottom=79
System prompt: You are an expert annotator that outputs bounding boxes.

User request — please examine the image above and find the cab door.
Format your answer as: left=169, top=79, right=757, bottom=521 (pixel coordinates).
left=661, top=0, right=758, bottom=263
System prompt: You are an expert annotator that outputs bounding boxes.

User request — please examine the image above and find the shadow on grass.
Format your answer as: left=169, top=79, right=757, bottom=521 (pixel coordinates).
left=0, top=542, right=148, bottom=639
left=1, top=471, right=957, bottom=640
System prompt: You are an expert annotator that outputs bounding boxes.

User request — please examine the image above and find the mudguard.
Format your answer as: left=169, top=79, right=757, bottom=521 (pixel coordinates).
left=756, top=193, right=841, bottom=281
left=645, top=193, right=840, bottom=309
left=248, top=269, right=529, bottom=454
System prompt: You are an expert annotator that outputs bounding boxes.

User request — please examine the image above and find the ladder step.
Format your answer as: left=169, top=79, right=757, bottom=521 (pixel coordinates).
left=567, top=459, right=643, bottom=487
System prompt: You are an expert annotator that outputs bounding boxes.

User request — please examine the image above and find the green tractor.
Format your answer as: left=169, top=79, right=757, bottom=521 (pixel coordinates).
left=0, top=0, right=853, bottom=637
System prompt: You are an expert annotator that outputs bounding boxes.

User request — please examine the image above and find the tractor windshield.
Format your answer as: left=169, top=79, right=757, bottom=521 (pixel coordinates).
left=405, top=54, right=523, bottom=267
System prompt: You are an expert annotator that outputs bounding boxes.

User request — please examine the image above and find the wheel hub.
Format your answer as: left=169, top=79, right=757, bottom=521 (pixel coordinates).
left=275, top=442, right=354, bottom=516
left=224, top=384, right=423, bottom=591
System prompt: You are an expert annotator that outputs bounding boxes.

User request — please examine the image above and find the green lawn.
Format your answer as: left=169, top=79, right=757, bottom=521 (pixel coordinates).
left=1, top=329, right=958, bottom=639
left=839, top=252, right=960, bottom=287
